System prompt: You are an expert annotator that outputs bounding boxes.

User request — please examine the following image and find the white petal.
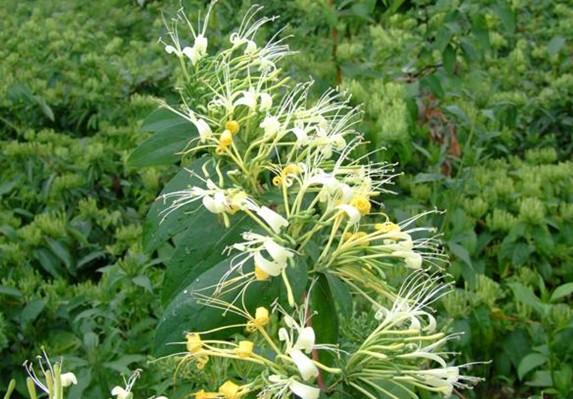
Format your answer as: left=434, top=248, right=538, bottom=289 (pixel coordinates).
left=165, top=45, right=177, bottom=54
left=290, top=349, right=319, bottom=381
left=260, top=116, right=281, bottom=139
left=263, top=239, right=292, bottom=264
left=194, top=119, right=212, bottom=142
left=111, top=387, right=130, bottom=399
left=194, top=34, right=208, bottom=55
left=60, top=372, right=77, bottom=387
left=254, top=251, right=284, bottom=276
left=294, top=327, right=315, bottom=353
left=245, top=40, right=257, bottom=54
left=289, top=380, right=320, bottom=399
left=203, top=195, right=226, bottom=214
left=256, top=206, right=288, bottom=233
left=260, top=93, right=273, bottom=111
left=337, top=204, right=361, bottom=224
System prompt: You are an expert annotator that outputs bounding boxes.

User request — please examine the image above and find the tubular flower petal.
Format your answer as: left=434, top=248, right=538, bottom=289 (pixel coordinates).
left=289, top=380, right=320, bottom=399
left=294, top=326, right=315, bottom=353
left=350, top=196, right=371, bottom=215
left=219, top=380, right=243, bottom=399
left=338, top=204, right=361, bottom=224
left=289, top=349, right=319, bottom=381
left=392, top=250, right=423, bottom=269
left=254, top=251, right=284, bottom=276
left=186, top=333, right=203, bottom=354
left=254, top=265, right=270, bottom=280
left=260, top=92, right=273, bottom=111
left=60, top=372, right=77, bottom=387
left=225, top=120, right=240, bottom=135
left=219, top=130, right=233, bottom=146
left=111, top=387, right=132, bottom=399
left=235, top=340, right=254, bottom=358
left=375, top=221, right=400, bottom=233
left=255, top=206, right=289, bottom=233
left=260, top=116, right=281, bottom=138
left=195, top=390, right=219, bottom=399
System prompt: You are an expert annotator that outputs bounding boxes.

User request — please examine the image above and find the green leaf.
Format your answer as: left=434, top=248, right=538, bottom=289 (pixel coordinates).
left=20, top=299, right=46, bottom=327
left=550, top=282, right=573, bottom=302
left=154, top=260, right=281, bottom=356
left=547, top=36, right=566, bottom=57
left=494, top=3, right=516, bottom=33
left=45, top=238, right=74, bottom=272
left=507, top=282, right=547, bottom=315
left=128, top=108, right=197, bottom=167
left=325, top=273, right=353, bottom=316
left=421, top=75, right=444, bottom=98
left=448, top=241, right=472, bottom=268
left=525, top=370, right=553, bottom=387
left=132, top=275, right=153, bottom=293
left=442, top=44, right=456, bottom=75
left=0, top=285, right=22, bottom=298
left=103, top=354, right=147, bottom=374
left=142, top=158, right=210, bottom=252
left=161, top=212, right=253, bottom=305
left=518, top=353, right=548, bottom=380
left=310, top=274, right=339, bottom=367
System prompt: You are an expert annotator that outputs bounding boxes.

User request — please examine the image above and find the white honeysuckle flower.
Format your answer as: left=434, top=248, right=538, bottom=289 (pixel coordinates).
left=289, top=380, right=320, bottom=399
left=194, top=34, right=208, bottom=56
left=291, top=125, right=310, bottom=146
left=194, top=118, right=213, bottom=142
left=392, top=250, right=423, bottom=269
left=293, top=326, right=315, bottom=353
left=160, top=178, right=255, bottom=221
left=338, top=204, right=361, bottom=224
left=245, top=39, right=258, bottom=54
left=289, top=349, right=319, bottom=381
left=260, top=116, right=281, bottom=139
left=202, top=190, right=227, bottom=214
left=265, top=375, right=320, bottom=399
left=111, top=386, right=132, bottom=399
left=60, top=372, right=78, bottom=387
left=260, top=92, right=273, bottom=111
left=165, top=44, right=178, bottom=55
left=232, top=232, right=293, bottom=277
left=182, top=46, right=201, bottom=65
left=255, top=205, right=289, bottom=233
left=234, top=87, right=259, bottom=110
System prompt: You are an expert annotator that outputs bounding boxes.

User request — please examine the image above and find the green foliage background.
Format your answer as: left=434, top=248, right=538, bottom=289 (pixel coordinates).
left=0, top=0, right=571, bottom=398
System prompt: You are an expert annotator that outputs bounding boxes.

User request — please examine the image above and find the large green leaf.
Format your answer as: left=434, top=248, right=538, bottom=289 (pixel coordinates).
left=518, top=353, right=548, bottom=380
left=142, top=158, right=209, bottom=252
left=128, top=107, right=196, bottom=167
left=161, top=212, right=253, bottom=305
left=310, top=274, right=339, bottom=368
left=154, top=259, right=281, bottom=356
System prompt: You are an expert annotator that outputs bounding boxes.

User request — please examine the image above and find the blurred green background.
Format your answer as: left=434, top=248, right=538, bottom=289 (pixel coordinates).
left=0, top=0, right=571, bottom=398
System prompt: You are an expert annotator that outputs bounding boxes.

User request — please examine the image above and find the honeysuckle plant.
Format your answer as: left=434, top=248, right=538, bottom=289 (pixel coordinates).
left=128, top=2, right=483, bottom=398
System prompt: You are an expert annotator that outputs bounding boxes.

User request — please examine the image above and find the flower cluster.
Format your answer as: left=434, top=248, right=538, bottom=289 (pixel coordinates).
left=156, top=3, right=480, bottom=398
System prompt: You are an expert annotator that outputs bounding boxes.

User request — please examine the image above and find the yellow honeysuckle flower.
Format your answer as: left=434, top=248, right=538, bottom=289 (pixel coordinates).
left=194, top=389, right=219, bottom=399
left=247, top=306, right=270, bottom=331
left=350, top=196, right=371, bottom=215
left=219, top=380, right=243, bottom=399
left=272, top=175, right=283, bottom=186
left=375, top=221, right=400, bottom=233
left=282, top=163, right=301, bottom=175
left=254, top=265, right=270, bottom=281
left=186, top=333, right=203, bottom=353
left=235, top=340, right=254, bottom=358
left=219, top=130, right=233, bottom=147
left=225, top=120, right=240, bottom=135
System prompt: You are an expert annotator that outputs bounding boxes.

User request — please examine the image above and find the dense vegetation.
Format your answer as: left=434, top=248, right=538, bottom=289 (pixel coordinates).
left=0, top=0, right=571, bottom=398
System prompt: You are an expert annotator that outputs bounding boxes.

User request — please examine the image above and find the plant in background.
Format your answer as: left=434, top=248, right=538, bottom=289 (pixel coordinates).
left=132, top=4, right=481, bottom=398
